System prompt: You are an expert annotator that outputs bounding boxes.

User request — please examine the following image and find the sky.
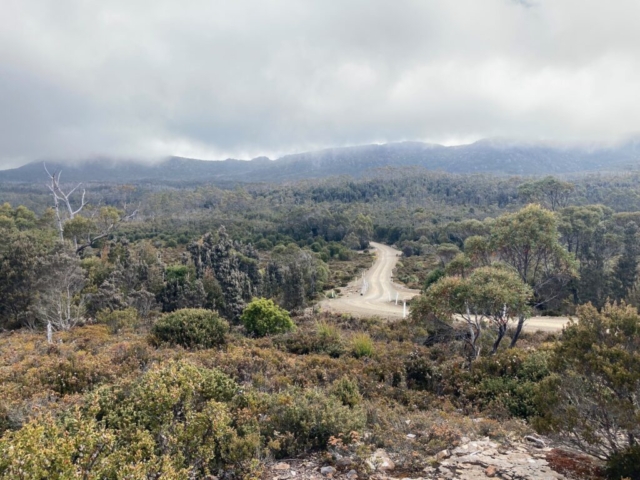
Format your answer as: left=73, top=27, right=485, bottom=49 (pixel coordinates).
left=2, top=0, right=640, bottom=167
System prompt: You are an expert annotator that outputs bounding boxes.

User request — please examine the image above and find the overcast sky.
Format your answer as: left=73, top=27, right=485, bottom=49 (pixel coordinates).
left=2, top=1, right=640, bottom=167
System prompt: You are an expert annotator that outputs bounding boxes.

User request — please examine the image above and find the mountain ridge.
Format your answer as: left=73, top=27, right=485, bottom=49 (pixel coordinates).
left=2, top=139, right=640, bottom=184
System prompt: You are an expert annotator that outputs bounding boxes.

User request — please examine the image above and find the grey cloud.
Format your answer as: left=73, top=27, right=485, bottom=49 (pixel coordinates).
left=1, top=0, right=640, bottom=166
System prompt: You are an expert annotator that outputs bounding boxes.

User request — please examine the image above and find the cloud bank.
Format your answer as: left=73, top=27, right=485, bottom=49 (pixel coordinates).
left=1, top=0, right=640, bottom=166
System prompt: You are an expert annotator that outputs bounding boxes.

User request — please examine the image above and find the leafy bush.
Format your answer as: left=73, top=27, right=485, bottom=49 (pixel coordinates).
left=151, top=308, right=228, bottom=349
left=241, top=298, right=294, bottom=337
left=330, top=377, right=362, bottom=408
left=96, top=307, right=139, bottom=334
left=34, top=350, right=116, bottom=396
left=0, top=361, right=256, bottom=479
left=405, top=351, right=444, bottom=393
left=534, top=303, right=640, bottom=461
left=264, top=387, right=366, bottom=457
left=351, top=332, right=374, bottom=358
left=279, top=321, right=345, bottom=357
left=606, top=444, right=640, bottom=480
left=92, top=360, right=239, bottom=432
left=469, top=349, right=551, bottom=419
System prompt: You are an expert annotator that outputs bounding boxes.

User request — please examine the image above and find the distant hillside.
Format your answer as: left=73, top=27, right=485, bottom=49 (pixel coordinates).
left=2, top=139, right=640, bottom=184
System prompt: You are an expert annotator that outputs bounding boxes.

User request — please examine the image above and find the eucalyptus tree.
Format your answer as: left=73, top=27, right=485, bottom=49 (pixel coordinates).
left=490, top=204, right=577, bottom=347
left=518, top=176, right=574, bottom=211
left=417, top=266, right=532, bottom=360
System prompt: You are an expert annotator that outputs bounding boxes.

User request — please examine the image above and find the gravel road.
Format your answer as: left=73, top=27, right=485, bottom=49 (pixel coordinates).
left=320, top=242, right=570, bottom=332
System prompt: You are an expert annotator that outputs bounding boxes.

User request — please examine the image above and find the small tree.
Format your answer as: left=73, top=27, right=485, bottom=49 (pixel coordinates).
left=33, top=250, right=87, bottom=335
left=467, top=267, right=532, bottom=353
left=418, top=266, right=532, bottom=360
left=518, top=176, right=574, bottom=211
left=241, top=297, right=294, bottom=337
left=490, top=204, right=576, bottom=347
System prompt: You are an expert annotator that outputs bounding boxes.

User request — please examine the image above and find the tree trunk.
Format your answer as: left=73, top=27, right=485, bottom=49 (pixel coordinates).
left=491, top=324, right=507, bottom=354
left=509, top=315, right=526, bottom=348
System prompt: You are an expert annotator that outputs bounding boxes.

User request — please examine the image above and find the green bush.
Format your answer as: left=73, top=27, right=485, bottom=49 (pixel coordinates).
left=264, top=387, right=366, bottom=457
left=241, top=298, right=294, bottom=337
left=606, top=444, right=640, bottom=480
left=92, top=360, right=239, bottom=432
left=279, top=322, right=345, bottom=358
left=151, top=308, right=228, bottom=349
left=469, top=350, right=551, bottom=419
left=0, top=361, right=257, bottom=479
left=330, top=377, right=362, bottom=408
left=351, top=332, right=374, bottom=358
left=96, top=307, right=139, bottom=334
left=405, top=351, right=444, bottom=393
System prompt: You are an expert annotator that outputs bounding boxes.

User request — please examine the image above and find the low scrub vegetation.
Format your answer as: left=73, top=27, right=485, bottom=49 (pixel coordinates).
left=1, top=303, right=638, bottom=478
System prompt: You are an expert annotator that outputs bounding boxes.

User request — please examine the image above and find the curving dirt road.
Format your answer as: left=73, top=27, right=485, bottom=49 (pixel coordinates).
left=320, top=242, right=420, bottom=318
left=320, top=242, right=570, bottom=332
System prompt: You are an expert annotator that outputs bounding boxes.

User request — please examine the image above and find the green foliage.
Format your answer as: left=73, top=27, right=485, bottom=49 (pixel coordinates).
left=96, top=307, right=139, bottom=334
left=470, top=350, right=551, bottom=419
left=605, top=444, right=640, bottom=480
left=351, top=332, right=374, bottom=358
left=316, top=320, right=341, bottom=344
left=445, top=253, right=472, bottom=277
left=416, top=266, right=533, bottom=357
left=241, top=297, right=294, bottom=337
left=280, top=321, right=345, bottom=357
left=518, top=176, right=574, bottom=211
left=0, top=361, right=253, bottom=479
left=330, top=376, right=363, bottom=408
left=490, top=204, right=577, bottom=301
left=423, top=267, right=445, bottom=291
left=264, top=387, right=366, bottom=457
left=151, top=308, right=228, bottom=349
left=435, top=243, right=461, bottom=267
left=535, top=302, right=640, bottom=461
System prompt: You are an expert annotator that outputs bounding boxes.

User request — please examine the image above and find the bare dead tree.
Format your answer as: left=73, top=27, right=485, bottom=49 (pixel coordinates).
left=44, top=163, right=139, bottom=253
left=44, top=163, right=87, bottom=241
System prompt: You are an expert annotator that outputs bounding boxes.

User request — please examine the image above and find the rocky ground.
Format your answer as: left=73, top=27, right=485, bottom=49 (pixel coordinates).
left=261, top=436, right=603, bottom=480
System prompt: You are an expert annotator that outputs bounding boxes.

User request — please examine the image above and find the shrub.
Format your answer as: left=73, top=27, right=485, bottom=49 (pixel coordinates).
left=34, top=351, right=116, bottom=396
left=405, top=351, right=444, bottom=393
left=469, top=350, right=551, bottom=419
left=534, top=303, right=640, bottom=461
left=279, top=322, right=345, bottom=358
left=96, top=307, right=139, bottom=334
left=264, top=387, right=366, bottom=457
left=317, top=320, right=340, bottom=342
left=151, top=308, right=228, bottom=349
left=606, top=444, right=640, bottom=480
left=241, top=298, right=294, bottom=337
left=92, top=360, right=239, bottom=433
left=0, top=362, right=257, bottom=479
left=330, top=377, right=362, bottom=408
left=351, top=333, right=374, bottom=358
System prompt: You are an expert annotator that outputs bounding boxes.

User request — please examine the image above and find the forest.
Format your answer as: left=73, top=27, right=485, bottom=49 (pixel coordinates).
left=0, top=167, right=639, bottom=479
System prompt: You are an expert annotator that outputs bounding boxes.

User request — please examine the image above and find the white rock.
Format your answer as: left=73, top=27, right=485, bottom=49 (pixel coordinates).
left=320, top=466, right=336, bottom=476
left=368, top=449, right=395, bottom=472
